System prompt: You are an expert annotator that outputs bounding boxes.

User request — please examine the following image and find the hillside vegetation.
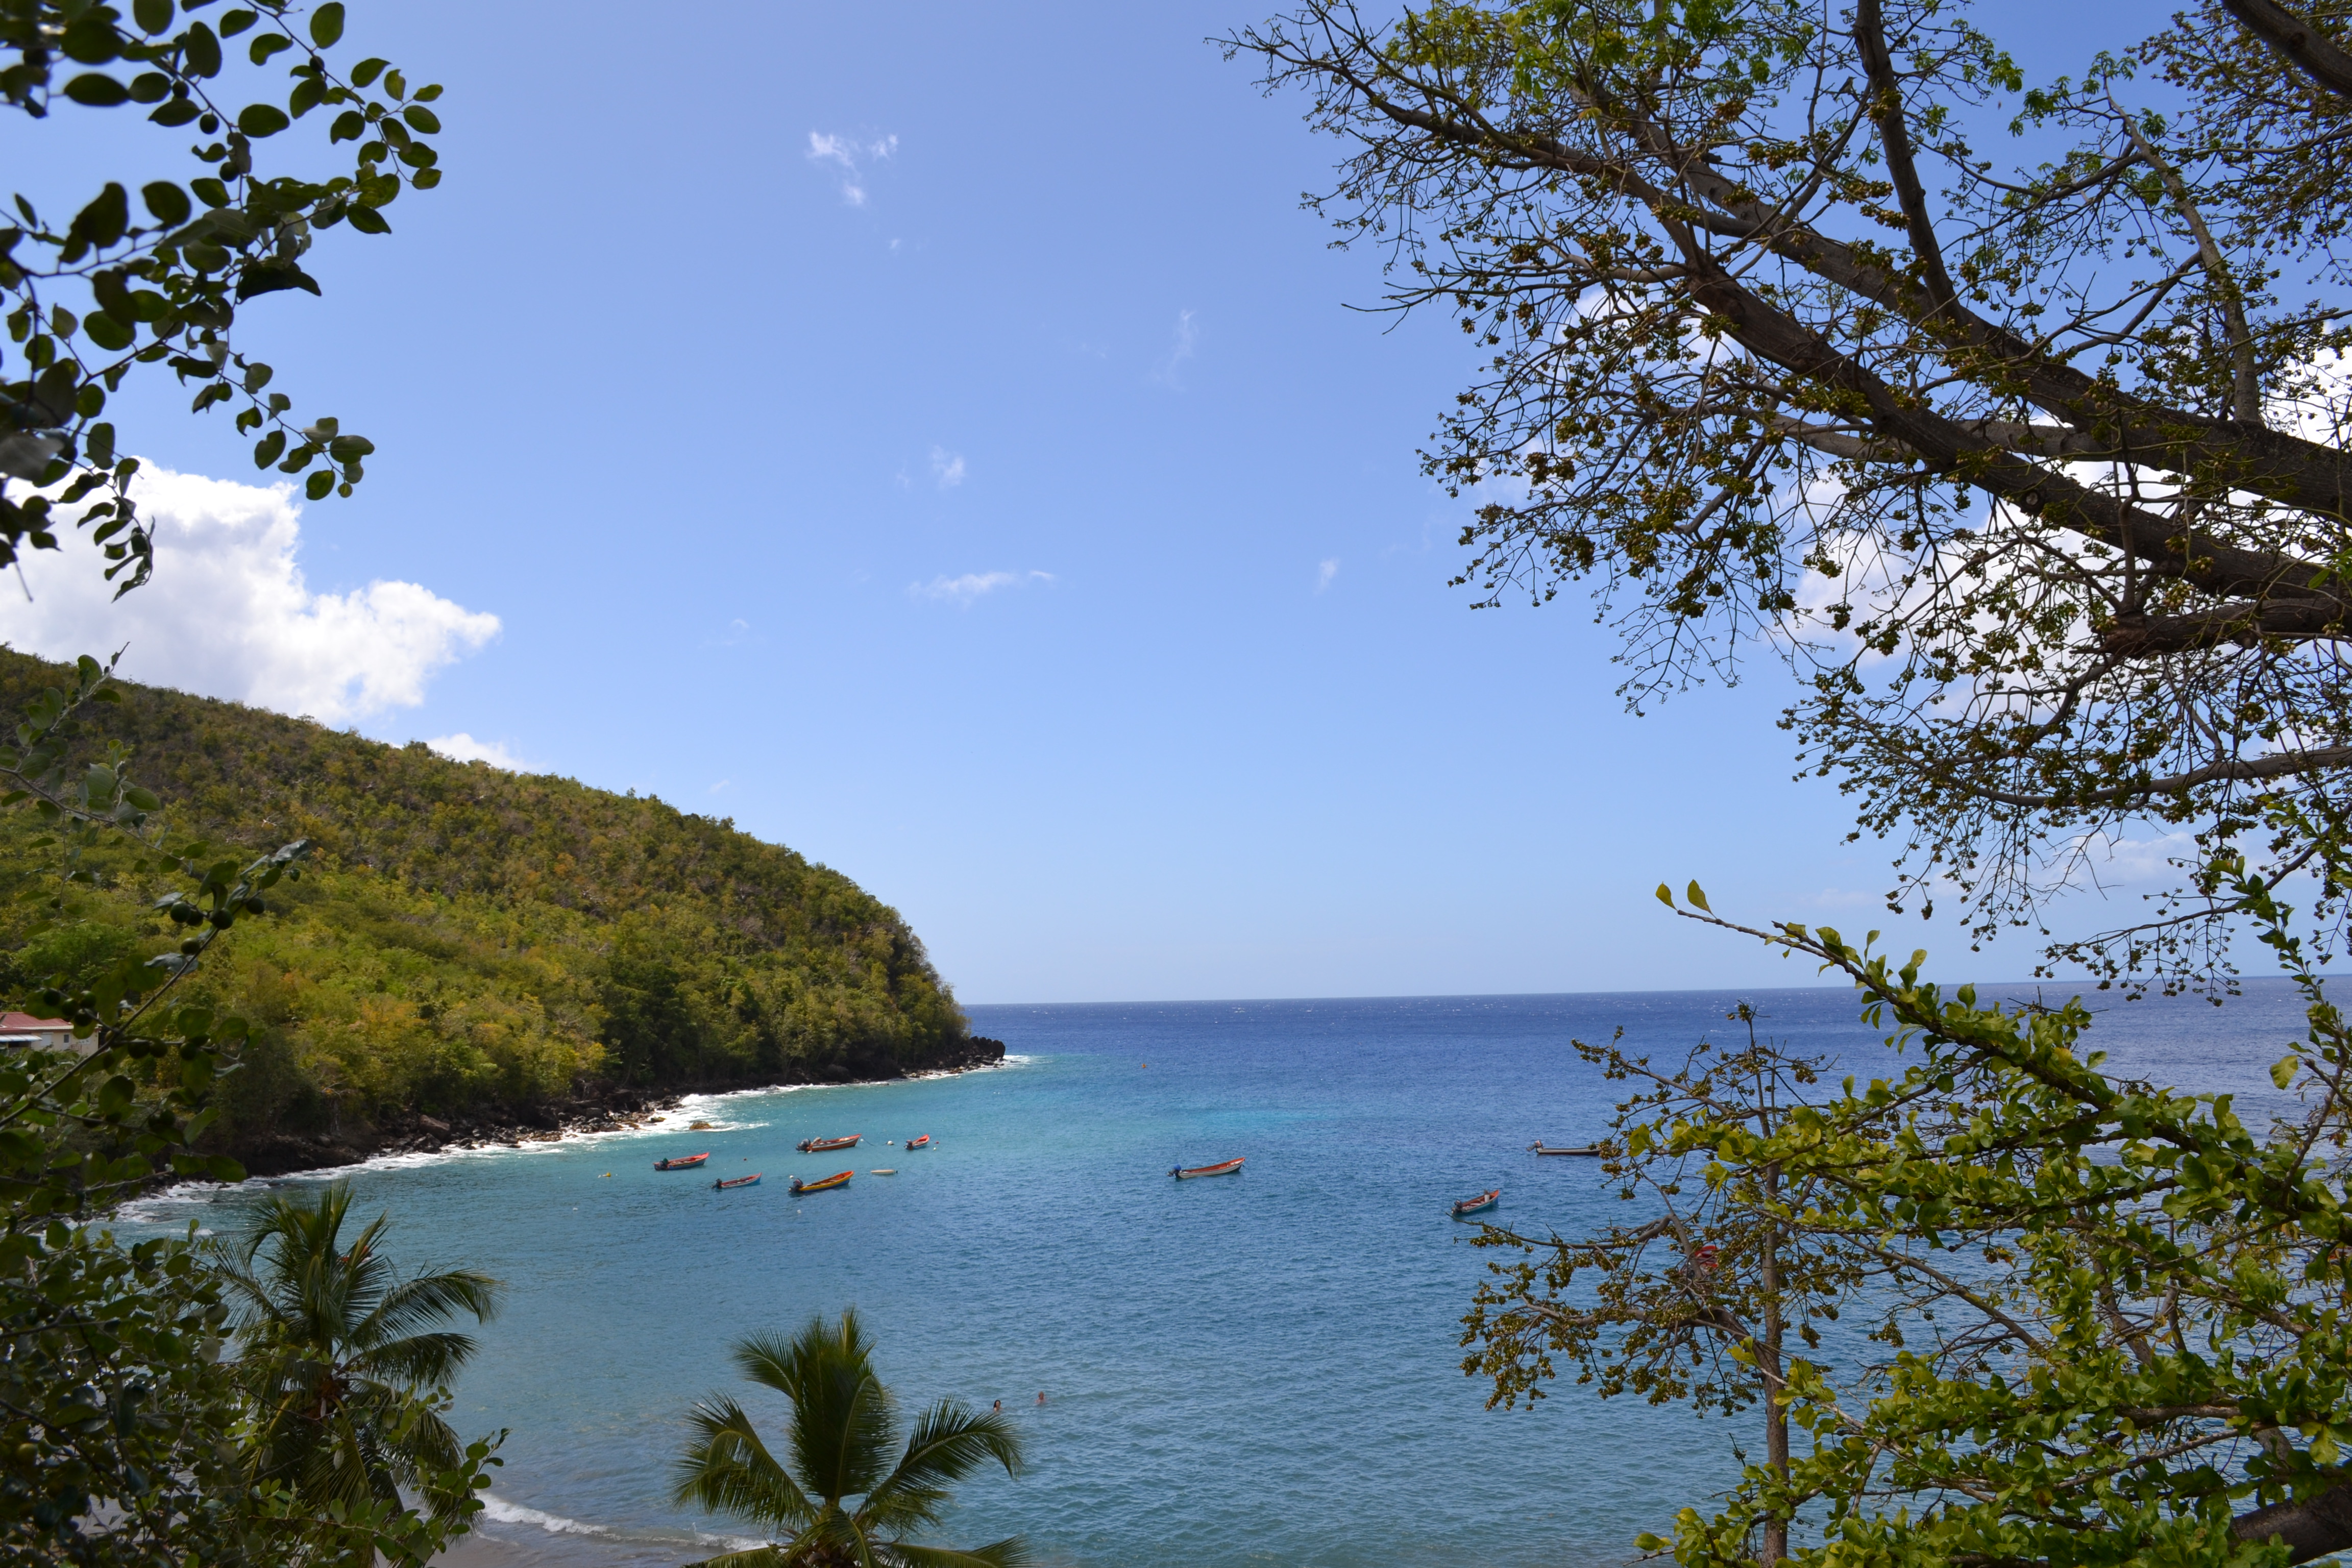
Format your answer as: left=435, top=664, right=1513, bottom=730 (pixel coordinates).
left=0, top=650, right=975, bottom=1165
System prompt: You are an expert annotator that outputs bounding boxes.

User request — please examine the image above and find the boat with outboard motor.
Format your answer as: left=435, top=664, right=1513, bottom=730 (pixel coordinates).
left=654, top=1153, right=709, bottom=1171
left=797, top=1135, right=861, bottom=1153
left=713, top=1172, right=760, bottom=1190
left=1171, top=1157, right=1245, bottom=1180
left=1529, top=1143, right=1602, bottom=1157
left=791, top=1169, right=853, bottom=1195
left=1452, top=1188, right=1501, bottom=1217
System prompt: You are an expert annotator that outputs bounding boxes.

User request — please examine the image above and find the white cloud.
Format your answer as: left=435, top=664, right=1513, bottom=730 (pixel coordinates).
left=1152, top=309, right=1198, bottom=387
left=0, top=463, right=498, bottom=725
left=910, top=569, right=1055, bottom=605
left=929, top=446, right=966, bottom=489
left=427, top=733, right=528, bottom=771
left=1316, top=557, right=1339, bottom=593
left=806, top=130, right=898, bottom=206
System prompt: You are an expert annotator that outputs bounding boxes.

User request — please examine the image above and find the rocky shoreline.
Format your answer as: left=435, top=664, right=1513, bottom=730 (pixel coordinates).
left=229, top=1035, right=1010, bottom=1179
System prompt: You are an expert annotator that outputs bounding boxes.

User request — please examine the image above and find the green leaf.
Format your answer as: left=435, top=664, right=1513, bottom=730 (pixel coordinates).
left=1656, top=883, right=1674, bottom=908
left=69, top=184, right=131, bottom=251
left=189, top=177, right=230, bottom=210
left=349, top=56, right=387, bottom=86
left=248, top=32, right=293, bottom=66
left=217, top=9, right=258, bottom=38
left=310, top=2, right=345, bottom=46
left=2272, top=1054, right=2301, bottom=1090
left=133, top=0, right=176, bottom=35
left=139, top=181, right=191, bottom=225
left=304, top=470, right=333, bottom=500
left=181, top=21, right=222, bottom=78
left=327, top=434, right=373, bottom=461
left=329, top=107, right=365, bottom=141
left=344, top=204, right=390, bottom=235
left=83, top=313, right=133, bottom=352
left=237, top=103, right=290, bottom=138
left=402, top=104, right=440, bottom=134
left=148, top=97, right=201, bottom=127
left=60, top=15, right=124, bottom=64
left=252, top=430, right=285, bottom=468
left=63, top=74, right=133, bottom=107
left=1685, top=880, right=1711, bottom=913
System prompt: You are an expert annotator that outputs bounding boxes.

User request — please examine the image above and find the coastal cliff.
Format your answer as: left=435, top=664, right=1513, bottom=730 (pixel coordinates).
left=0, top=649, right=985, bottom=1172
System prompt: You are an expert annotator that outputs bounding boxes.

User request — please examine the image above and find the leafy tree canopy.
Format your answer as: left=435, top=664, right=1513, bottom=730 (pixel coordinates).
left=1230, top=0, right=2352, bottom=989
left=1465, top=876, right=2352, bottom=1568
left=0, top=649, right=976, bottom=1164
left=1, top=0, right=439, bottom=594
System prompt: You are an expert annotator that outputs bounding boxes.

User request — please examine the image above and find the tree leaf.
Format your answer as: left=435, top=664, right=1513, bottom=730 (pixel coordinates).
left=236, top=103, right=290, bottom=138
left=63, top=74, right=132, bottom=107
left=310, top=2, right=345, bottom=46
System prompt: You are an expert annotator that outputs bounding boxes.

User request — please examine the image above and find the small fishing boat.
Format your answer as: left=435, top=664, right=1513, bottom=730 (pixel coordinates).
left=653, top=1153, right=709, bottom=1170
left=713, top=1172, right=761, bottom=1190
left=791, top=1169, right=853, bottom=1195
left=1170, top=1157, right=1245, bottom=1180
left=797, top=1134, right=862, bottom=1153
left=1528, top=1142, right=1603, bottom=1157
left=905, top=1135, right=932, bottom=1150
left=1452, top=1188, right=1501, bottom=1218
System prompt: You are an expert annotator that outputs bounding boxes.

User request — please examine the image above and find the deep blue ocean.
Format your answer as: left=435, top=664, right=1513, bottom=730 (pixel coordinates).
left=123, top=979, right=2320, bottom=1568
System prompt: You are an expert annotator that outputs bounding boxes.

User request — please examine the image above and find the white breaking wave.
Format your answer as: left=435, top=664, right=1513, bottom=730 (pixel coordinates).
left=108, top=1061, right=1035, bottom=1225
left=477, top=1493, right=762, bottom=1553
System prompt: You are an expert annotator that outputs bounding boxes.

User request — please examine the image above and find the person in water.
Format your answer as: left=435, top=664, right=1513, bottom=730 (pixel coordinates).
left=1036, top=1392, right=1046, bottom=1406
left=991, top=1400, right=1001, bottom=1413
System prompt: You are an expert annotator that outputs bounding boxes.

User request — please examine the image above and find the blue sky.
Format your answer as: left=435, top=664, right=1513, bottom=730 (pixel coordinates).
left=2, top=0, right=2192, bottom=1003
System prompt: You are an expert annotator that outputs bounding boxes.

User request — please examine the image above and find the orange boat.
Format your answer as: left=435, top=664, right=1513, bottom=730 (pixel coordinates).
left=653, top=1153, right=709, bottom=1170
left=797, top=1135, right=861, bottom=1153
left=791, top=1169, right=853, bottom=1195
left=1171, top=1157, right=1245, bottom=1180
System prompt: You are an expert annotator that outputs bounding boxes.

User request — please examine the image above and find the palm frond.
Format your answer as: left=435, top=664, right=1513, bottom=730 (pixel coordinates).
left=349, top=1266, right=502, bottom=1350
left=685, top=1548, right=790, bottom=1568
left=348, top=1328, right=479, bottom=1387
left=883, top=1537, right=1032, bottom=1568
left=768, top=1312, right=894, bottom=1504
left=867, top=1400, right=1023, bottom=1506
left=674, top=1395, right=819, bottom=1532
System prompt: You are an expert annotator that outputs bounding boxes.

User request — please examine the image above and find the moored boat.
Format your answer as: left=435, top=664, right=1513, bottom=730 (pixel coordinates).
left=870, top=1168, right=896, bottom=1175
left=713, top=1172, right=761, bottom=1190
left=1170, top=1157, right=1245, bottom=1179
left=797, top=1135, right=861, bottom=1153
left=1528, top=1142, right=1602, bottom=1157
left=905, top=1135, right=932, bottom=1149
left=1452, top=1188, right=1501, bottom=1217
left=654, top=1153, right=710, bottom=1170
left=791, top=1169, right=853, bottom=1195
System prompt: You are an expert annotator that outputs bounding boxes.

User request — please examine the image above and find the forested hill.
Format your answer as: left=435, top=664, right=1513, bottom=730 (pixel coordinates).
left=0, top=649, right=982, bottom=1169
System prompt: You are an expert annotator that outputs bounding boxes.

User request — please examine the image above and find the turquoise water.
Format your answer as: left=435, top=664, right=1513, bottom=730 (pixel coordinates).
left=126, top=982, right=2318, bottom=1568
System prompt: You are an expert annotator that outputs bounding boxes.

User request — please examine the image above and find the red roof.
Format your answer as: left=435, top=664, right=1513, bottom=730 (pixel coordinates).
left=0, top=1014, right=70, bottom=1032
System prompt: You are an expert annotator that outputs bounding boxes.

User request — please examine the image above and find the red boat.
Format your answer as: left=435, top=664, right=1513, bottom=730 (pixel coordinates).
left=1171, top=1157, right=1245, bottom=1180
left=1452, top=1188, right=1501, bottom=1218
left=654, top=1153, right=709, bottom=1170
left=713, top=1172, right=761, bottom=1190
left=791, top=1169, right=853, bottom=1195
left=797, top=1135, right=861, bottom=1153
left=905, top=1135, right=932, bottom=1149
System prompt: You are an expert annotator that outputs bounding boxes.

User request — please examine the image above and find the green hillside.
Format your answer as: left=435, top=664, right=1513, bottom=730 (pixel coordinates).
left=0, top=649, right=978, bottom=1168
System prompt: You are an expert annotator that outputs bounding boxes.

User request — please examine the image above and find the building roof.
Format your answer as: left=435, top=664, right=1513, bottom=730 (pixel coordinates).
left=0, top=1013, right=71, bottom=1032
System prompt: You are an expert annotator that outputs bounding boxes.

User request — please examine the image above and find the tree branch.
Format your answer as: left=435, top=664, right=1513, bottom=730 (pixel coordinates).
left=2222, top=0, right=2352, bottom=99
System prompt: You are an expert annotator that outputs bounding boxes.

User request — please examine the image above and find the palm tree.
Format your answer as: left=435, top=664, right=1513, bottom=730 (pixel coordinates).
left=207, top=1182, right=502, bottom=1530
left=674, top=1308, right=1027, bottom=1567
